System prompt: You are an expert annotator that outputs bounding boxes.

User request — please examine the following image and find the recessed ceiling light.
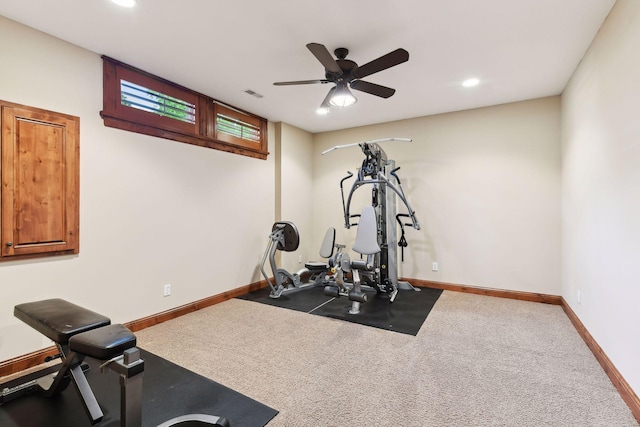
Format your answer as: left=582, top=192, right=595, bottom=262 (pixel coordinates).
left=111, top=0, right=136, bottom=7
left=462, top=78, right=480, bottom=88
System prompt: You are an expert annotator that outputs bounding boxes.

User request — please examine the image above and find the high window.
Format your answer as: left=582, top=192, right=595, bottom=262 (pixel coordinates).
left=101, top=57, right=268, bottom=160
left=120, top=80, right=196, bottom=125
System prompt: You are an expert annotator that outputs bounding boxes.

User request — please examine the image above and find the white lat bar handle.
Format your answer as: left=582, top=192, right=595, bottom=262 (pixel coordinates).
left=321, top=137, right=412, bottom=155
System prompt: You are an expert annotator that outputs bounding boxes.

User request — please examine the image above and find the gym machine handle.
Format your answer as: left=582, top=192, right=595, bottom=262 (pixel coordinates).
left=397, top=213, right=414, bottom=226
left=340, top=171, right=354, bottom=228
left=390, top=166, right=402, bottom=184
left=348, top=213, right=361, bottom=227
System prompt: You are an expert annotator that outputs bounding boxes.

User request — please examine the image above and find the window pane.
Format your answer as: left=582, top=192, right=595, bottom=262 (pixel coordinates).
left=121, top=80, right=196, bottom=124
left=216, top=113, right=261, bottom=143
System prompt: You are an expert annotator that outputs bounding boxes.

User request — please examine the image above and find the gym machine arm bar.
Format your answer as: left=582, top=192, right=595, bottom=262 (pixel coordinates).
left=342, top=171, right=420, bottom=230
left=321, top=137, right=412, bottom=155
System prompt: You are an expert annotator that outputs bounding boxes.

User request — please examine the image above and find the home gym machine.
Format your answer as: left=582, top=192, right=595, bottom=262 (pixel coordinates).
left=260, top=222, right=344, bottom=298
left=322, top=137, right=420, bottom=304
left=1, top=299, right=229, bottom=427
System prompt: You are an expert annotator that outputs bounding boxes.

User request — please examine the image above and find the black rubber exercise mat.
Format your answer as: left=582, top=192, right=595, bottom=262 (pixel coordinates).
left=237, top=285, right=443, bottom=336
left=236, top=285, right=336, bottom=312
left=0, top=348, right=278, bottom=427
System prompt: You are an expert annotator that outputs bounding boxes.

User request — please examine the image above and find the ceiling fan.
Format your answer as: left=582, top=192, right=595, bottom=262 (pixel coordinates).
left=273, top=43, right=409, bottom=110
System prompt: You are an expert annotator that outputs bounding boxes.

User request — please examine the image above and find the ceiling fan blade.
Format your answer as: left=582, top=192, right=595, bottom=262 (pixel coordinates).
left=273, top=79, right=330, bottom=86
left=320, top=86, right=337, bottom=108
left=350, top=80, right=396, bottom=98
left=307, top=43, right=342, bottom=74
left=354, top=48, right=409, bottom=79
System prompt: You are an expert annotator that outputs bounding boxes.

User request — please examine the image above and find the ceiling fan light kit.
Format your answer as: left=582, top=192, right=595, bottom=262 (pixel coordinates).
left=274, top=43, right=409, bottom=112
left=329, top=83, right=357, bottom=108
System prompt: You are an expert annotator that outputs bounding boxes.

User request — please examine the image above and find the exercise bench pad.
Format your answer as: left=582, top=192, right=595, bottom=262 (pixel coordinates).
left=69, top=324, right=136, bottom=360
left=14, top=299, right=111, bottom=344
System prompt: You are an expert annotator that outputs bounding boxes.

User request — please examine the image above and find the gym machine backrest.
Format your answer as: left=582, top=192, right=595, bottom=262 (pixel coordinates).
left=304, top=227, right=336, bottom=270
left=352, top=205, right=380, bottom=256
left=304, top=227, right=345, bottom=286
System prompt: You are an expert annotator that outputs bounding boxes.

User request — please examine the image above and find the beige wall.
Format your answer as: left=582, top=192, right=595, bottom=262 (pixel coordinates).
left=275, top=122, right=314, bottom=272
left=561, top=0, right=640, bottom=394
left=313, top=97, right=562, bottom=295
left=0, top=16, right=276, bottom=361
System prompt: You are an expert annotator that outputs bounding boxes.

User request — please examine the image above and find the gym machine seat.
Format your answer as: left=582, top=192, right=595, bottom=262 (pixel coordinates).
left=324, top=205, right=383, bottom=313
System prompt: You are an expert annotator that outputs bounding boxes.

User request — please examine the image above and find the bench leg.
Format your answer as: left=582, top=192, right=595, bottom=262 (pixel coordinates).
left=39, top=344, right=74, bottom=397
left=39, top=347, right=103, bottom=425
left=70, top=362, right=104, bottom=424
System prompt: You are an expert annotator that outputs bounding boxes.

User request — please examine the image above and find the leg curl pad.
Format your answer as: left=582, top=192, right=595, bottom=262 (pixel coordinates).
left=324, top=286, right=340, bottom=298
left=348, top=291, right=368, bottom=303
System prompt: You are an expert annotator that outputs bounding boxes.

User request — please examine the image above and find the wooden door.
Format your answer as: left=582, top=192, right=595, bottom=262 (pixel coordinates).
left=1, top=102, right=79, bottom=258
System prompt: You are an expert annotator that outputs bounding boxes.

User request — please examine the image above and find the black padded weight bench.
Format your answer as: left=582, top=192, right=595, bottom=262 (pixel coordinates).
left=13, top=299, right=121, bottom=420
left=7, top=298, right=229, bottom=427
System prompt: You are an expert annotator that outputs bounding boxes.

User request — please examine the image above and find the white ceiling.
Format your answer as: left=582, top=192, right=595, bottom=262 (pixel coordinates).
left=0, top=0, right=615, bottom=133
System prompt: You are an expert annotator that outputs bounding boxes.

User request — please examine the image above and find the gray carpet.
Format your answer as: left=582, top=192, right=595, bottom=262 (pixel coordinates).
left=135, top=291, right=639, bottom=426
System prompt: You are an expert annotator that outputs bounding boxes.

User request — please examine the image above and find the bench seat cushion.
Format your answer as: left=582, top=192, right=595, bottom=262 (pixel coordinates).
left=69, top=324, right=137, bottom=360
left=14, top=299, right=111, bottom=344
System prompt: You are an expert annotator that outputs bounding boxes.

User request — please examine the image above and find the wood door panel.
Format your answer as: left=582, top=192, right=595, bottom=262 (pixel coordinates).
left=1, top=101, right=79, bottom=258
left=15, top=118, right=66, bottom=247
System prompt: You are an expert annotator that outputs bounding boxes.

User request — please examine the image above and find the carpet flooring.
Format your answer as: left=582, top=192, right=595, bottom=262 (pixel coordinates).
left=134, top=292, right=639, bottom=426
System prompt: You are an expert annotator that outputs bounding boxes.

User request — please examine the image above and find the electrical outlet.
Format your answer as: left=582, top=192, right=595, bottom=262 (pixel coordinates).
left=432, top=262, right=438, bottom=272
left=163, top=284, right=171, bottom=297
left=298, top=255, right=302, bottom=264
